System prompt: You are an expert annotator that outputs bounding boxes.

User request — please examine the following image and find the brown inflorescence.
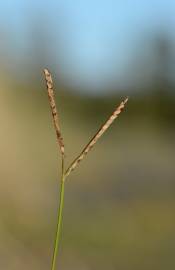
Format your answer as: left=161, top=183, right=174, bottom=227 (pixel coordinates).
left=43, top=69, right=65, bottom=156
left=65, top=97, right=129, bottom=177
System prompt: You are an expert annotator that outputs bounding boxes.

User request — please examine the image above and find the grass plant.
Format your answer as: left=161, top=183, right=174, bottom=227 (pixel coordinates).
left=43, top=68, right=129, bottom=270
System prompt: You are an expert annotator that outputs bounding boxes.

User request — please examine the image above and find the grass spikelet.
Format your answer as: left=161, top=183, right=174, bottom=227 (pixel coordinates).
left=65, top=97, right=129, bottom=177
left=43, top=68, right=65, bottom=156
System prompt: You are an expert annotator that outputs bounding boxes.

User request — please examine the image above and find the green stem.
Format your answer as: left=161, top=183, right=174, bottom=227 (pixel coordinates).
left=51, top=158, right=65, bottom=270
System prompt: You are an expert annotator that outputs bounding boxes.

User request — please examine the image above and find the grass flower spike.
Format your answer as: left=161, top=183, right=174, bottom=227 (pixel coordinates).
left=44, top=68, right=65, bottom=156
left=65, top=97, right=129, bottom=177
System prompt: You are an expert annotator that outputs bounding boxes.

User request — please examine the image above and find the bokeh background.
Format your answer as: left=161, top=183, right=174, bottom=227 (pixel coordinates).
left=0, top=1, right=175, bottom=269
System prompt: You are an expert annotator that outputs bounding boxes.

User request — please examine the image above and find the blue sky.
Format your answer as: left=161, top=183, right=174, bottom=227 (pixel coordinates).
left=0, top=0, right=175, bottom=93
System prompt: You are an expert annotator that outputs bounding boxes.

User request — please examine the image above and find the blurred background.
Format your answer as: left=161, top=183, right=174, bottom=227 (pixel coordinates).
left=0, top=1, right=175, bottom=269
